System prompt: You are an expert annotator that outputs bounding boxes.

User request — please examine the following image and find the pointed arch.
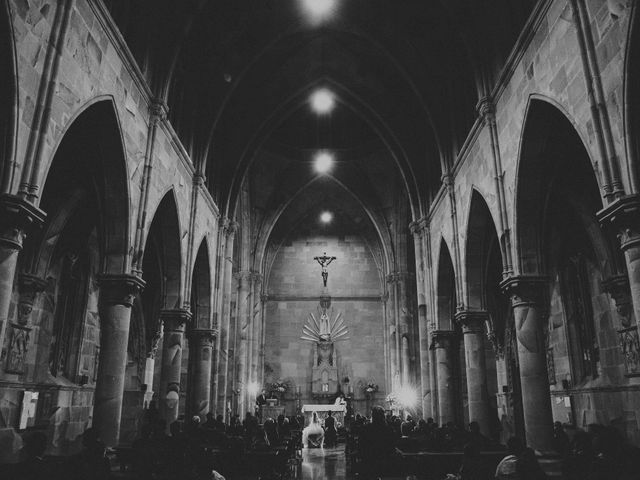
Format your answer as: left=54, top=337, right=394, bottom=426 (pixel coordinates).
left=28, top=98, right=131, bottom=276
left=143, top=190, right=183, bottom=310
left=191, top=238, right=212, bottom=330
left=514, top=97, right=615, bottom=277
left=464, top=189, right=502, bottom=309
left=436, top=238, right=456, bottom=330
left=222, top=77, right=424, bottom=222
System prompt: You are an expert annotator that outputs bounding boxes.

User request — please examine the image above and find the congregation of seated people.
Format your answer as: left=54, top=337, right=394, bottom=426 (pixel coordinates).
left=5, top=404, right=640, bottom=480
left=348, top=406, right=640, bottom=480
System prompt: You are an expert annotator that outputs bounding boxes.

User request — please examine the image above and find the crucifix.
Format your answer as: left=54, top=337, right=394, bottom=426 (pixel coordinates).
left=314, top=252, right=336, bottom=287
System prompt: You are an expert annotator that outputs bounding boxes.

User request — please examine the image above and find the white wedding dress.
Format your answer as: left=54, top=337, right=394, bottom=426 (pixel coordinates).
left=302, top=412, right=324, bottom=448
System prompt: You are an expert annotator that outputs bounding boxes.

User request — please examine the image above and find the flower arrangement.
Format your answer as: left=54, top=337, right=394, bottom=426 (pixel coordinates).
left=386, top=392, right=398, bottom=407
left=270, top=380, right=288, bottom=394
left=364, top=382, right=378, bottom=394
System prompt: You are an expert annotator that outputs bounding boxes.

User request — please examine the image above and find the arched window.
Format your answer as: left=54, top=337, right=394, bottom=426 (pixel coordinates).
left=560, top=251, right=599, bottom=382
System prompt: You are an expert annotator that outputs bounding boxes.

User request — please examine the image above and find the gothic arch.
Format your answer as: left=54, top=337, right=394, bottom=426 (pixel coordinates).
left=222, top=78, right=423, bottom=222
left=514, top=98, right=615, bottom=277
left=191, top=239, right=212, bottom=330
left=28, top=99, right=131, bottom=276
left=436, top=238, right=457, bottom=331
left=463, top=188, right=502, bottom=310
left=143, top=190, right=183, bottom=310
left=255, top=175, right=393, bottom=284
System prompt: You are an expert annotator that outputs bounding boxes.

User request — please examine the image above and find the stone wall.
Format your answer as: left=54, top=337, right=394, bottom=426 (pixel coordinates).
left=264, top=234, right=387, bottom=414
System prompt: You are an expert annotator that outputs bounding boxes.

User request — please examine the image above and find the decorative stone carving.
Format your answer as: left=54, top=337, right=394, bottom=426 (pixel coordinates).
left=17, top=274, right=47, bottom=326
left=97, top=274, right=146, bottom=307
left=619, top=326, right=640, bottom=377
left=455, top=310, right=489, bottom=334
left=190, top=328, right=216, bottom=348
left=0, top=194, right=46, bottom=250
left=603, top=275, right=635, bottom=328
left=160, top=308, right=192, bottom=332
left=500, top=275, right=549, bottom=354
left=5, top=324, right=30, bottom=374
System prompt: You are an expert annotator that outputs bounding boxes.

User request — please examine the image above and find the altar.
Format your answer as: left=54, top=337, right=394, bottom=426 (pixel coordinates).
left=301, top=404, right=346, bottom=426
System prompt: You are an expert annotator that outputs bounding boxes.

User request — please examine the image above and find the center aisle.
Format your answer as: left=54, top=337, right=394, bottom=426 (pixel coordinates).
left=301, top=447, right=347, bottom=480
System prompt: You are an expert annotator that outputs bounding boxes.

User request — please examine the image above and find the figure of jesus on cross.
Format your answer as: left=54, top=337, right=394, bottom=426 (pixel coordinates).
left=314, top=252, right=336, bottom=287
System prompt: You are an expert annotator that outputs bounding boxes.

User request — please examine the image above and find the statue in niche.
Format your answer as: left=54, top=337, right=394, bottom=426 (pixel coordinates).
left=301, top=295, right=349, bottom=397
left=6, top=324, right=30, bottom=374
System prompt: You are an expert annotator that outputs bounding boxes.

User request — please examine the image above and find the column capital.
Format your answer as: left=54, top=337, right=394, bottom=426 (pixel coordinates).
left=160, top=308, right=192, bottom=332
left=598, top=194, right=640, bottom=251
left=455, top=310, right=489, bottom=334
left=189, top=328, right=217, bottom=346
left=476, top=95, right=496, bottom=124
left=260, top=293, right=269, bottom=304
left=430, top=329, right=457, bottom=350
left=500, top=275, right=548, bottom=308
left=0, top=194, right=46, bottom=250
left=97, top=273, right=145, bottom=307
left=409, top=218, right=428, bottom=237
left=149, top=99, right=168, bottom=124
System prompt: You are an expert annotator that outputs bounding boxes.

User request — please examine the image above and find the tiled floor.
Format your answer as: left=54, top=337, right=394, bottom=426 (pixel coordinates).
left=301, top=447, right=347, bottom=480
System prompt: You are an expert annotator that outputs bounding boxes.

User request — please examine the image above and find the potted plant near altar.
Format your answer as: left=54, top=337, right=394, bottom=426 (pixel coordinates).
left=270, top=380, right=289, bottom=401
left=364, top=382, right=378, bottom=395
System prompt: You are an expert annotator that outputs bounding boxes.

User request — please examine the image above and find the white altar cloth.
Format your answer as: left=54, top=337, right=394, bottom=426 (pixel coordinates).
left=301, top=404, right=345, bottom=413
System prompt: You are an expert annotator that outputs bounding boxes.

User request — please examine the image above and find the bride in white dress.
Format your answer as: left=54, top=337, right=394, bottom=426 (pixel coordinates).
left=302, top=412, right=324, bottom=448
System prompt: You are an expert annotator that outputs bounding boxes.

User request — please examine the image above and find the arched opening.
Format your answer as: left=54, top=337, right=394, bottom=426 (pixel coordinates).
left=261, top=180, right=387, bottom=417
left=464, top=190, right=517, bottom=441
left=436, top=240, right=456, bottom=332
left=434, top=239, right=465, bottom=426
left=516, top=99, right=627, bottom=435
left=119, top=192, right=183, bottom=438
left=14, top=101, right=129, bottom=452
left=186, top=239, right=212, bottom=417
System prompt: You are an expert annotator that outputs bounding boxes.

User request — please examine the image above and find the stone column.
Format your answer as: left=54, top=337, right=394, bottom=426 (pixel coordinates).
left=159, top=308, right=191, bottom=427
left=599, top=195, right=640, bottom=331
left=431, top=330, right=457, bottom=425
left=216, top=220, right=236, bottom=419
left=456, top=310, right=491, bottom=435
left=94, top=273, right=145, bottom=447
left=249, top=273, right=262, bottom=406
left=188, top=328, right=216, bottom=418
left=500, top=275, right=554, bottom=453
left=410, top=219, right=431, bottom=417
left=0, top=195, right=45, bottom=354
left=235, top=271, right=251, bottom=416
left=386, top=275, right=400, bottom=390
left=396, top=272, right=413, bottom=386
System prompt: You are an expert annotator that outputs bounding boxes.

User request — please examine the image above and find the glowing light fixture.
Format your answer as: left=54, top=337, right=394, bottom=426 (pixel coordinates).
left=247, top=382, right=260, bottom=396
left=301, top=0, right=337, bottom=25
left=314, top=150, right=334, bottom=173
left=320, top=211, right=333, bottom=224
left=396, top=386, right=418, bottom=409
left=310, top=88, right=335, bottom=114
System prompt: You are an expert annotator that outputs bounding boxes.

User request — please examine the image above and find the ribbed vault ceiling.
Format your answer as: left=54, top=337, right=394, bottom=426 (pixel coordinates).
left=105, top=0, right=538, bottom=230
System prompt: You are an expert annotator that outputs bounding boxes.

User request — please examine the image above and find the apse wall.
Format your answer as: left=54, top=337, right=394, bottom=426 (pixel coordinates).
left=264, top=233, right=386, bottom=415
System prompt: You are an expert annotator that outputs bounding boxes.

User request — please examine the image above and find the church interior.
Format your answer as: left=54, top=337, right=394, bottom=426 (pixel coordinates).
left=1, top=0, right=640, bottom=478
